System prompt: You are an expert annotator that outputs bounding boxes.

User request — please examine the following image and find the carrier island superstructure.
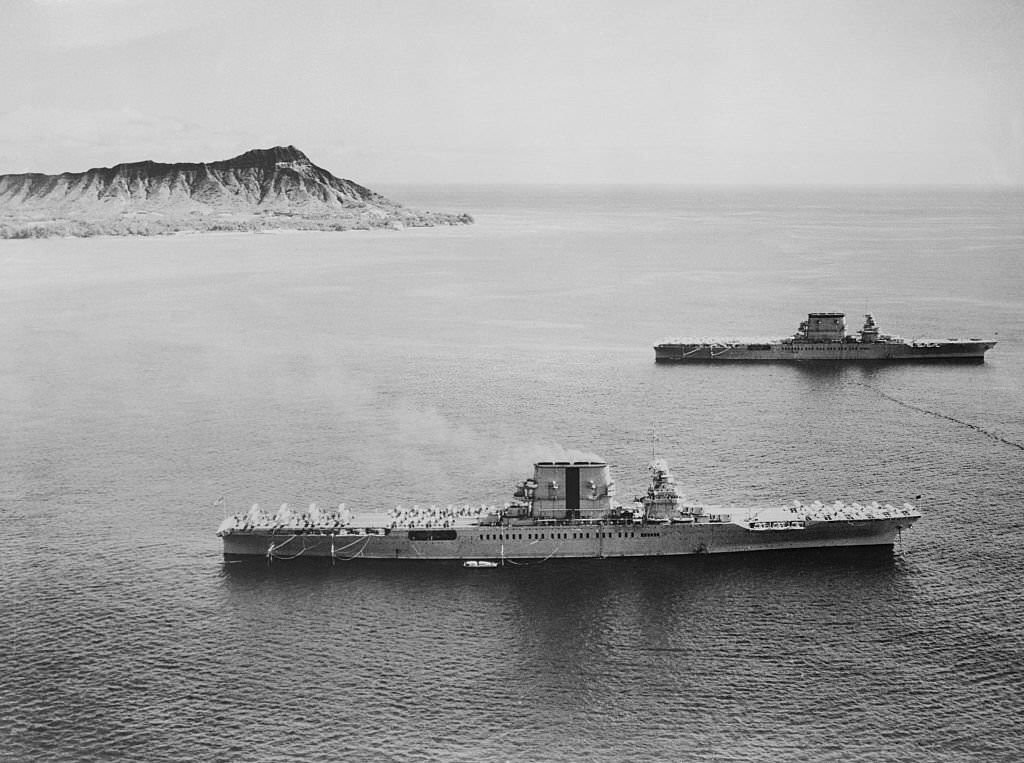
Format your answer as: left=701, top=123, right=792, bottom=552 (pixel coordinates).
left=655, top=313, right=996, bottom=363
left=217, top=459, right=920, bottom=561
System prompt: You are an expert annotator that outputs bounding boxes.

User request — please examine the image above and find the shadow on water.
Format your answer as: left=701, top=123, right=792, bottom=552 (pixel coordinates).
left=215, top=549, right=912, bottom=662
left=651, top=361, right=893, bottom=399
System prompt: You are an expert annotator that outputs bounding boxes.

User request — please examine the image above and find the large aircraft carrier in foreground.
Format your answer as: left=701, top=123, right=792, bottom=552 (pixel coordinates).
left=218, top=459, right=920, bottom=562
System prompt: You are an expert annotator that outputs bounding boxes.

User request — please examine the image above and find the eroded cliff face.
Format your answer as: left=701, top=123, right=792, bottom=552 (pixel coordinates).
left=0, top=145, right=472, bottom=237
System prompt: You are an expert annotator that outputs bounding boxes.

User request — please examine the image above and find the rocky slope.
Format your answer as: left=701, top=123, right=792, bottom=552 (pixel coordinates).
left=0, top=146, right=472, bottom=237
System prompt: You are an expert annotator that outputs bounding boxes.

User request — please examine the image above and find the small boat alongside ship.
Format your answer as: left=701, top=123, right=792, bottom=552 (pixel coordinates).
left=655, top=312, right=996, bottom=363
left=217, top=458, right=921, bottom=562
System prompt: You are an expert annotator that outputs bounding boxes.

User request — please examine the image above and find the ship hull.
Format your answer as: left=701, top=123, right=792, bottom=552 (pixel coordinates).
left=654, top=340, right=994, bottom=363
left=221, top=517, right=916, bottom=561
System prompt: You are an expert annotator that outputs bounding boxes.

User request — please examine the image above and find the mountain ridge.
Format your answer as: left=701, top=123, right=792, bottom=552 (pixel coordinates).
left=0, top=146, right=473, bottom=237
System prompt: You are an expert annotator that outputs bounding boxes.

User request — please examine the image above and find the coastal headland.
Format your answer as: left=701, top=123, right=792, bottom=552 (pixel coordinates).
left=0, top=145, right=473, bottom=238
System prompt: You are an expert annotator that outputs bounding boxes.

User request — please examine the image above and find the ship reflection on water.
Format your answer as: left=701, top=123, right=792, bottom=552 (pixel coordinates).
left=216, top=547, right=913, bottom=724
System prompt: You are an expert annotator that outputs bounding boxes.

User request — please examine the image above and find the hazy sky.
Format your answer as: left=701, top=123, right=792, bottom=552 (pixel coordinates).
left=2, top=0, right=1022, bottom=184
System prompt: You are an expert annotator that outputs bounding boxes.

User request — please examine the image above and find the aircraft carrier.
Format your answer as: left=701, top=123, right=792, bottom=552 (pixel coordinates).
left=217, top=459, right=920, bottom=562
left=655, top=312, right=996, bottom=363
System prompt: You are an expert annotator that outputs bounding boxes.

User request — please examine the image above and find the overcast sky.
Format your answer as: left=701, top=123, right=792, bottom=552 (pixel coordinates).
left=1, top=0, right=1022, bottom=184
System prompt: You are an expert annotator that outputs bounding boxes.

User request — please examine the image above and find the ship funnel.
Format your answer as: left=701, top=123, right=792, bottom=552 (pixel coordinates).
left=529, top=460, right=613, bottom=520
left=805, top=313, right=846, bottom=341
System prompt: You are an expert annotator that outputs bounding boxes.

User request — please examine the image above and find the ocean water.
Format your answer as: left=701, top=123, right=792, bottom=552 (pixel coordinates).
left=2, top=186, right=1022, bottom=761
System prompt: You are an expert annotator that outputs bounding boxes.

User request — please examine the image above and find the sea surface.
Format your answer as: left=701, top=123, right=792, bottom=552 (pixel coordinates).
left=2, top=186, right=1023, bottom=761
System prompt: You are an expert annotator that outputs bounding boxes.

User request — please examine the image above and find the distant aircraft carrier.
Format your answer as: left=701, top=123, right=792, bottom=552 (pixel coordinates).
left=655, top=312, right=996, bottom=363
